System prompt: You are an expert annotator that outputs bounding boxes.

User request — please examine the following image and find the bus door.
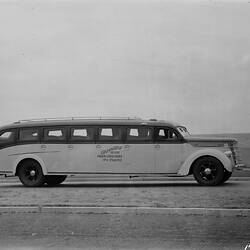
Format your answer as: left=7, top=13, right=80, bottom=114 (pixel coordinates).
left=40, top=127, right=68, bottom=173
left=123, top=127, right=155, bottom=173
left=154, top=127, right=184, bottom=173
left=95, top=127, right=125, bottom=173
left=67, top=127, right=96, bottom=172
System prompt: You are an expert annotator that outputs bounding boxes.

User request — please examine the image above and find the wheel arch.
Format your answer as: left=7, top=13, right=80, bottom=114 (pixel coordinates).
left=178, top=148, right=233, bottom=176
left=13, top=154, right=47, bottom=176
left=187, top=155, right=223, bottom=176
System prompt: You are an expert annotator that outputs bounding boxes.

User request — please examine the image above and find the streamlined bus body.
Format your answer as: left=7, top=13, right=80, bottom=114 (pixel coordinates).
left=0, top=117, right=242, bottom=186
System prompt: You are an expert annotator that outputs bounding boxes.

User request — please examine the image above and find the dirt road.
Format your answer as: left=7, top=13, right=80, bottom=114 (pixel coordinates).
left=0, top=212, right=249, bottom=250
left=0, top=178, right=249, bottom=249
left=0, top=178, right=249, bottom=208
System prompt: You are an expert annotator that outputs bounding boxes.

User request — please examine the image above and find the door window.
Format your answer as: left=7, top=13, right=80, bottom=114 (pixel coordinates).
left=155, top=128, right=178, bottom=141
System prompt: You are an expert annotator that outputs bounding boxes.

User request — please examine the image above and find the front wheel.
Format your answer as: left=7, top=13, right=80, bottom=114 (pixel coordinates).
left=18, top=160, right=45, bottom=187
left=221, top=169, right=232, bottom=184
left=192, top=156, right=224, bottom=186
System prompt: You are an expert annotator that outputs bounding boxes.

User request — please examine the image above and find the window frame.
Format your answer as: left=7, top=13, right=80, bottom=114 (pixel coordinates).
left=0, top=129, right=17, bottom=147
left=125, top=126, right=154, bottom=143
left=42, top=126, right=67, bottom=143
left=97, top=126, right=125, bottom=143
left=69, top=126, right=96, bottom=143
left=18, top=127, right=41, bottom=143
left=154, top=126, right=184, bottom=143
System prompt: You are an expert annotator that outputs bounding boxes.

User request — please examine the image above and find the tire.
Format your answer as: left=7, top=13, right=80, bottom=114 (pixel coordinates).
left=192, top=156, right=224, bottom=186
left=18, top=160, right=45, bottom=187
left=45, top=175, right=67, bottom=186
left=221, top=169, right=232, bottom=184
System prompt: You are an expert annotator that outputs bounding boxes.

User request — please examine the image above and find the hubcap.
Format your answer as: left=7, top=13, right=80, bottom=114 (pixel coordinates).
left=204, top=168, right=212, bottom=175
left=30, top=170, right=36, bottom=177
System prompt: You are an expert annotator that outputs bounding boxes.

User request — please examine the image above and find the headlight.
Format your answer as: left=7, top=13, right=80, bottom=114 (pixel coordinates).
left=225, top=151, right=233, bottom=158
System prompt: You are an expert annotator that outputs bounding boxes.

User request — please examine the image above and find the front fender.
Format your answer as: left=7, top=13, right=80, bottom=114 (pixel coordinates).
left=178, top=148, right=233, bottom=176
left=13, top=154, right=48, bottom=175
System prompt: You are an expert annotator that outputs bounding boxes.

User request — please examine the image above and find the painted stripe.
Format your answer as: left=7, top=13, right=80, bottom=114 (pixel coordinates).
left=47, top=172, right=180, bottom=176
left=0, top=206, right=249, bottom=216
left=8, top=151, right=60, bottom=156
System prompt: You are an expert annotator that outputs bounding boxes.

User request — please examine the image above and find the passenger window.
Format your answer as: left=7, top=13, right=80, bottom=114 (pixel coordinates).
left=70, top=127, right=95, bottom=141
left=0, top=131, right=15, bottom=144
left=127, top=127, right=152, bottom=141
left=159, top=129, right=165, bottom=136
left=19, top=128, right=39, bottom=141
left=129, top=129, right=138, bottom=136
left=44, top=128, right=66, bottom=141
left=98, top=127, right=122, bottom=141
left=155, top=128, right=178, bottom=141
left=101, top=128, right=113, bottom=136
left=73, top=129, right=87, bottom=137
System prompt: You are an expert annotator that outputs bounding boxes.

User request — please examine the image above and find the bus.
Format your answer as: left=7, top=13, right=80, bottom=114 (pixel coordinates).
left=0, top=117, right=242, bottom=187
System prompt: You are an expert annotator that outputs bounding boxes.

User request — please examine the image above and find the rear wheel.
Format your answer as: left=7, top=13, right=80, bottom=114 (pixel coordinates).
left=18, top=160, right=45, bottom=187
left=192, top=156, right=224, bottom=186
left=45, top=175, right=67, bottom=186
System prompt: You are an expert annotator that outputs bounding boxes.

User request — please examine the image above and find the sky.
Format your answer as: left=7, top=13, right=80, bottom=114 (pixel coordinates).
left=0, top=0, right=250, bottom=134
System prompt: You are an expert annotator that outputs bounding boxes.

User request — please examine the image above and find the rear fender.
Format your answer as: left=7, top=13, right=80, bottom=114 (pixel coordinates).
left=13, top=154, right=48, bottom=175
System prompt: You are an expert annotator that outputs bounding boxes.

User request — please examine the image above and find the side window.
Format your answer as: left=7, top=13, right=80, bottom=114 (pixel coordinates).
left=155, top=128, right=178, bottom=141
left=19, top=128, right=39, bottom=142
left=98, top=127, right=122, bottom=141
left=0, top=130, right=15, bottom=144
left=44, top=128, right=66, bottom=141
left=70, top=127, right=95, bottom=141
left=127, top=127, right=152, bottom=141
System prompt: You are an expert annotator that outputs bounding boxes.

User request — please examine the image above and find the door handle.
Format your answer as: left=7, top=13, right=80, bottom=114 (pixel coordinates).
left=96, top=144, right=101, bottom=149
left=154, top=144, right=160, bottom=149
left=68, top=145, right=74, bottom=150
left=41, top=145, right=47, bottom=150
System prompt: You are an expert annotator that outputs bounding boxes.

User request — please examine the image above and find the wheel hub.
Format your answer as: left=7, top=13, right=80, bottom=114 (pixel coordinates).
left=204, top=168, right=212, bottom=175
left=30, top=170, right=36, bottom=177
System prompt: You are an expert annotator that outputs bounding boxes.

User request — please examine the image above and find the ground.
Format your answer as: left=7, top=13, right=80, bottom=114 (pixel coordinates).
left=0, top=177, right=249, bottom=249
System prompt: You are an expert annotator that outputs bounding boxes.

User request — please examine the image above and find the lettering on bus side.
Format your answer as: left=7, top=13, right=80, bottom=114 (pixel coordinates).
left=96, top=127, right=124, bottom=163
left=97, top=146, right=123, bottom=162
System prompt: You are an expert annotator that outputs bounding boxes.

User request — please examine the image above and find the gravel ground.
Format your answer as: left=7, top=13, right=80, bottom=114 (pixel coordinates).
left=0, top=213, right=249, bottom=250
left=0, top=178, right=249, bottom=208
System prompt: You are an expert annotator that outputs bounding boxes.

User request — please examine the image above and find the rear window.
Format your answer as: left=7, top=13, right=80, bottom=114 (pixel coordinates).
left=19, top=128, right=39, bottom=142
left=0, top=130, right=15, bottom=144
left=44, top=128, right=66, bottom=141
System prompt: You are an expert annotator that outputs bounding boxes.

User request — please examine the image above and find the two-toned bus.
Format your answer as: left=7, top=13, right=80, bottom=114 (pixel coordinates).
left=0, top=117, right=242, bottom=186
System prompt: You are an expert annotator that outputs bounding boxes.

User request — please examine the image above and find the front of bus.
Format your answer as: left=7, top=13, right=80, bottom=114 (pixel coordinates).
left=176, top=126, right=244, bottom=172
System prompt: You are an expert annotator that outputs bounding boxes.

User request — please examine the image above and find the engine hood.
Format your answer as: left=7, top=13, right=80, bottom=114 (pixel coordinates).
left=185, top=136, right=237, bottom=147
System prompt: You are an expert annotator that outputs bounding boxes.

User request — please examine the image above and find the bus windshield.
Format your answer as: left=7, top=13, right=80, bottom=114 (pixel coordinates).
left=177, top=126, right=190, bottom=137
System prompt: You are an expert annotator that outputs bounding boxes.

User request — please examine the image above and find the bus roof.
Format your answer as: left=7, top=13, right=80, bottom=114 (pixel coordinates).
left=0, top=117, right=183, bottom=130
